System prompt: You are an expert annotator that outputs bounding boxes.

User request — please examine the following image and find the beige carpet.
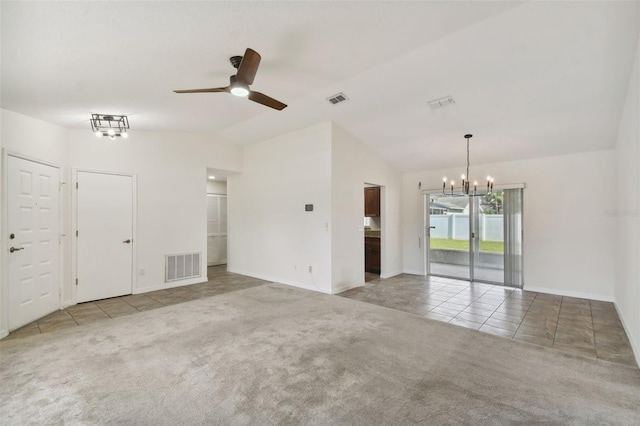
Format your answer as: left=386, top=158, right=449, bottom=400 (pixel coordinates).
left=1, top=283, right=639, bottom=425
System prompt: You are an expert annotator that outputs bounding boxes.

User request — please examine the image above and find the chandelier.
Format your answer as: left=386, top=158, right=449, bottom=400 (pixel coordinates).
left=90, top=114, right=129, bottom=140
left=442, top=134, right=494, bottom=196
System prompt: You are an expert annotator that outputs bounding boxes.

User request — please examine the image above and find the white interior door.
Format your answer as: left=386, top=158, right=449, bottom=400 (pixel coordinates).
left=7, top=155, right=60, bottom=330
left=207, top=194, right=227, bottom=266
left=77, top=171, right=134, bottom=303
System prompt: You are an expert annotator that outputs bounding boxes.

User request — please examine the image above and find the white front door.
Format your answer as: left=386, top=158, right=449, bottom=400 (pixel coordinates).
left=76, top=171, right=134, bottom=303
left=7, top=155, right=60, bottom=330
left=207, top=194, right=227, bottom=266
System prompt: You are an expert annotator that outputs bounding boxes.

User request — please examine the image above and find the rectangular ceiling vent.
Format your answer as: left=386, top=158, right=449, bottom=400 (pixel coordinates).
left=327, top=92, right=349, bottom=105
left=428, top=95, right=455, bottom=110
left=165, top=252, right=201, bottom=282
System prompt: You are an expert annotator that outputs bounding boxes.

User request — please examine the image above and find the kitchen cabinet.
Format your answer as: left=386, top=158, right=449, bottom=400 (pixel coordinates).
left=365, top=237, right=381, bottom=274
left=364, top=187, right=380, bottom=217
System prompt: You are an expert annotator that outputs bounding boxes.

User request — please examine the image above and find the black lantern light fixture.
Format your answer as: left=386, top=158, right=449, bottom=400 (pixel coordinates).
left=442, top=134, right=494, bottom=196
left=90, top=114, right=130, bottom=140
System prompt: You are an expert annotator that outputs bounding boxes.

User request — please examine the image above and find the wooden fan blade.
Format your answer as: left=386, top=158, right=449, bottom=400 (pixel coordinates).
left=248, top=90, right=287, bottom=110
left=173, top=87, right=229, bottom=94
left=236, top=48, right=261, bottom=86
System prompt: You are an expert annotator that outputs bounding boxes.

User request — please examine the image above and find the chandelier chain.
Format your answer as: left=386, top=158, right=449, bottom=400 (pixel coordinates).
left=466, top=135, right=470, bottom=187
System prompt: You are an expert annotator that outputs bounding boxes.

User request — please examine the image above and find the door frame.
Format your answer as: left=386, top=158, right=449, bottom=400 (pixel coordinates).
left=422, top=183, right=525, bottom=286
left=206, top=192, right=228, bottom=267
left=72, top=168, right=137, bottom=304
left=423, top=191, right=474, bottom=282
left=1, top=149, right=64, bottom=337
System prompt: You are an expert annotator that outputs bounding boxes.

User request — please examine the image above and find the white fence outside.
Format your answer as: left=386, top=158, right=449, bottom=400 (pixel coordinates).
left=430, top=214, right=503, bottom=242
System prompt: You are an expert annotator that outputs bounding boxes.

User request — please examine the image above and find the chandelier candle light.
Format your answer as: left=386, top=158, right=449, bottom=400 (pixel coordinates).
left=442, top=134, right=494, bottom=196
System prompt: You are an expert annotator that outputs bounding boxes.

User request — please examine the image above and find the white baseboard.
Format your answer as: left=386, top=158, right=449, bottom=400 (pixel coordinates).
left=0, top=329, right=8, bottom=339
left=226, top=268, right=332, bottom=295
left=403, top=269, right=426, bottom=276
left=134, top=277, right=208, bottom=294
left=523, top=285, right=613, bottom=302
left=61, top=299, right=74, bottom=309
left=613, top=301, right=640, bottom=367
left=332, top=282, right=363, bottom=295
left=380, top=270, right=403, bottom=279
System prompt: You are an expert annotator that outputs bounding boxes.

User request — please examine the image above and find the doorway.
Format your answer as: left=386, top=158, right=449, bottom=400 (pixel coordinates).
left=425, top=188, right=523, bottom=287
left=76, top=170, right=135, bottom=303
left=364, top=185, right=382, bottom=280
left=207, top=194, right=227, bottom=266
left=6, top=154, right=61, bottom=330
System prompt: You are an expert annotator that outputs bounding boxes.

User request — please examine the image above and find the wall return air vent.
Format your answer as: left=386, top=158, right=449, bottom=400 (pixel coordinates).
left=165, top=252, right=201, bottom=282
left=327, top=92, right=349, bottom=105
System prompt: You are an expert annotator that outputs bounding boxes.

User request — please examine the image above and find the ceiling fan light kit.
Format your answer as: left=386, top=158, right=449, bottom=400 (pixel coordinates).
left=174, top=48, right=287, bottom=110
left=442, top=134, right=494, bottom=196
left=90, top=114, right=130, bottom=140
left=229, top=75, right=249, bottom=97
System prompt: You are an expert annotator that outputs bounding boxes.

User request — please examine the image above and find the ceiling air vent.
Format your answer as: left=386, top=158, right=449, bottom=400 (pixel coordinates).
left=327, top=92, right=349, bottom=105
left=428, top=95, right=455, bottom=110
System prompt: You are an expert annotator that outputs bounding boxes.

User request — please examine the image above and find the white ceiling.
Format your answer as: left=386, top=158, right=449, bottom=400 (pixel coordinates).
left=2, top=1, right=638, bottom=172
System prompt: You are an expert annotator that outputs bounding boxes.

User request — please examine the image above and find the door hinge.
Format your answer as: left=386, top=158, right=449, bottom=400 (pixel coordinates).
left=76, top=230, right=79, bottom=237
left=75, top=278, right=78, bottom=286
left=76, top=182, right=79, bottom=189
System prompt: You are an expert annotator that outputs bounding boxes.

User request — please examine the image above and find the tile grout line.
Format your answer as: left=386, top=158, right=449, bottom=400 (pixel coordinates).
left=458, top=284, right=498, bottom=327
left=445, top=282, right=501, bottom=327
left=66, top=310, right=80, bottom=326
left=552, top=298, right=563, bottom=345
left=512, top=292, right=539, bottom=339
left=589, top=300, right=599, bottom=360
left=94, top=302, right=115, bottom=319
left=65, top=310, right=81, bottom=326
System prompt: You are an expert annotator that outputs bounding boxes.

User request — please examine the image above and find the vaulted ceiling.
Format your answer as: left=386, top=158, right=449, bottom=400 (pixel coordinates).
left=2, top=1, right=638, bottom=172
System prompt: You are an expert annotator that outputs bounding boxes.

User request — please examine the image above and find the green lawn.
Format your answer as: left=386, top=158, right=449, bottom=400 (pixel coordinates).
left=430, top=238, right=504, bottom=253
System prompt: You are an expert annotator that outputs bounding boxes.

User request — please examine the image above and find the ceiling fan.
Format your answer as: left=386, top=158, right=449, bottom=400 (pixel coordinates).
left=173, top=48, right=287, bottom=111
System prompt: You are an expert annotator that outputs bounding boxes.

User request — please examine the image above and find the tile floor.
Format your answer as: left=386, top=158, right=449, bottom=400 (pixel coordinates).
left=340, top=274, right=637, bottom=367
left=4, top=266, right=268, bottom=341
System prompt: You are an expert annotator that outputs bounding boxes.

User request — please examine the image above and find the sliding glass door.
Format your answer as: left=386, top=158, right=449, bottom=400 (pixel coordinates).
left=426, top=189, right=523, bottom=287
left=428, top=194, right=471, bottom=280
left=472, top=193, right=505, bottom=283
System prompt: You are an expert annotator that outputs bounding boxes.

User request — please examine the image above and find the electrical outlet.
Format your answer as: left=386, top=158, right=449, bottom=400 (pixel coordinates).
left=308, top=266, right=312, bottom=273
left=139, top=268, right=145, bottom=276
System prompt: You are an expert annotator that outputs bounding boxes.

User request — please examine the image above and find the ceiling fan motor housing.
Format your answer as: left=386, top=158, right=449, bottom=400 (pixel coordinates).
left=230, top=55, right=243, bottom=69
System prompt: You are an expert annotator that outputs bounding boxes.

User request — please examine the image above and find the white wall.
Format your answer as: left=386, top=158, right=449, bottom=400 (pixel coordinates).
left=228, top=122, right=333, bottom=293
left=206, top=180, right=227, bottom=194
left=331, top=123, right=402, bottom=293
left=0, top=109, right=71, bottom=336
left=68, top=129, right=242, bottom=295
left=403, top=150, right=617, bottom=301
left=614, top=34, right=640, bottom=365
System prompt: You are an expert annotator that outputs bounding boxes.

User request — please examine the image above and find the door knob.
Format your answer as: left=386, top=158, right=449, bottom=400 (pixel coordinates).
left=122, top=239, right=131, bottom=244
left=9, top=247, right=24, bottom=253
